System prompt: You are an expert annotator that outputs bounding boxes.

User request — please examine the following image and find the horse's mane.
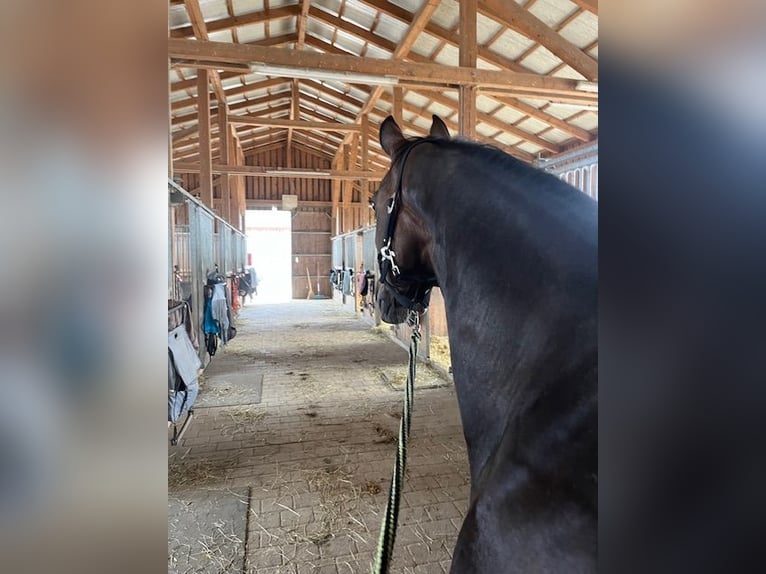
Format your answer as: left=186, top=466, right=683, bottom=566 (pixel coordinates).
left=397, top=135, right=563, bottom=190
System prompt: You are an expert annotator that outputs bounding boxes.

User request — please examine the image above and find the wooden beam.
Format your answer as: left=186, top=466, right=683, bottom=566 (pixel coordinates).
left=197, top=70, right=213, bottom=208
left=459, top=0, right=477, bottom=138
left=357, top=0, right=528, bottom=74
left=172, top=77, right=286, bottom=112
left=392, top=87, right=403, bottom=125
left=218, top=106, right=231, bottom=223
left=361, top=114, right=370, bottom=225
left=168, top=38, right=593, bottom=96
left=172, top=5, right=300, bottom=38
left=174, top=162, right=385, bottom=181
left=228, top=116, right=362, bottom=131
left=480, top=0, right=598, bottom=81
left=380, top=89, right=561, bottom=154
left=297, top=1, right=311, bottom=48
left=487, top=94, right=593, bottom=142
left=171, top=36, right=297, bottom=92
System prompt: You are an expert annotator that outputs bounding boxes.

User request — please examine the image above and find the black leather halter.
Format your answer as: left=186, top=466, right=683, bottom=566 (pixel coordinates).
left=377, top=140, right=439, bottom=313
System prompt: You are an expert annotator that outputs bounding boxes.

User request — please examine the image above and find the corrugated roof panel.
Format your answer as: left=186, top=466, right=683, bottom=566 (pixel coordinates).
left=528, top=0, right=578, bottom=28
left=232, top=0, right=265, bottom=16
left=476, top=95, right=500, bottom=115
left=431, top=0, right=459, bottom=30
left=517, top=97, right=545, bottom=109
left=335, top=29, right=365, bottom=56
left=389, top=0, right=422, bottom=13
left=306, top=19, right=335, bottom=42
left=411, top=33, right=442, bottom=59
left=403, top=92, right=431, bottom=109
left=365, top=44, right=393, bottom=59
left=540, top=128, right=570, bottom=144
left=374, top=13, right=408, bottom=44
left=237, top=22, right=266, bottom=43
left=199, top=0, right=231, bottom=22
left=496, top=132, right=522, bottom=146
left=269, top=0, right=299, bottom=8
left=543, top=103, right=577, bottom=120
left=427, top=102, right=455, bottom=119
left=559, top=11, right=598, bottom=49
left=489, top=29, right=536, bottom=61
left=342, top=3, right=376, bottom=29
left=477, top=59, right=501, bottom=71
left=568, top=112, right=598, bottom=131
left=552, top=66, right=586, bottom=80
left=221, top=76, right=243, bottom=89
left=476, top=123, right=498, bottom=138
left=169, top=5, right=190, bottom=28
left=518, top=141, right=543, bottom=154
left=433, top=43, right=459, bottom=66
left=270, top=17, right=296, bottom=36
left=315, top=0, right=343, bottom=15
left=208, top=29, right=233, bottom=43
left=492, top=106, right=526, bottom=124
left=519, top=46, right=562, bottom=75
left=516, top=117, right=550, bottom=134
left=477, top=13, right=504, bottom=44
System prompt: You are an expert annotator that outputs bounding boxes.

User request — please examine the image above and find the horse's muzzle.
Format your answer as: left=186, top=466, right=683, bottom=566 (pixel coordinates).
left=377, top=285, right=410, bottom=324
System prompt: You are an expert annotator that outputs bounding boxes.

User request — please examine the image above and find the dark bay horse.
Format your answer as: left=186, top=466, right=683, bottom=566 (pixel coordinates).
left=371, top=115, right=597, bottom=573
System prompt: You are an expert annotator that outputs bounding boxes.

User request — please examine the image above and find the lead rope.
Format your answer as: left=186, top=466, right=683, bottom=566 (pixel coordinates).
left=372, top=311, right=420, bottom=574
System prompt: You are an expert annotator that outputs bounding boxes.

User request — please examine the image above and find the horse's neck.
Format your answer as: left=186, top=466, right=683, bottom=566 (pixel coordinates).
left=420, top=170, right=597, bottom=487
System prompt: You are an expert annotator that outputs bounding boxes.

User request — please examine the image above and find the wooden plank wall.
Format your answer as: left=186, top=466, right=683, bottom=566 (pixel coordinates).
left=291, top=209, right=332, bottom=299
left=245, top=147, right=332, bottom=202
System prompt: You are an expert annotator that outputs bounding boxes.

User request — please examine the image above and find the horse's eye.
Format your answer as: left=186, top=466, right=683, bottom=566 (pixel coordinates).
left=369, top=199, right=376, bottom=210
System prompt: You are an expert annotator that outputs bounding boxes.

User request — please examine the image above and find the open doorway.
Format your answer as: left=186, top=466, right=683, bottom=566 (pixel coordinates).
left=245, top=209, right=292, bottom=303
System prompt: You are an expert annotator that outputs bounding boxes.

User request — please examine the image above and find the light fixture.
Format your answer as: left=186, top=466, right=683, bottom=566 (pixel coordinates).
left=575, top=81, right=598, bottom=93
left=265, top=169, right=331, bottom=176
left=249, top=64, right=399, bottom=86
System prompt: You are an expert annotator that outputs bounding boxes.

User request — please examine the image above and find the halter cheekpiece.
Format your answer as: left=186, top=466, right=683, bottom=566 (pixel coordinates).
left=377, top=140, right=439, bottom=313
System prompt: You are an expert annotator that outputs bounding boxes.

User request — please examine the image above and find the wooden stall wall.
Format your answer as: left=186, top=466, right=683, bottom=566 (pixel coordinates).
left=291, top=209, right=332, bottom=299
left=245, top=146, right=332, bottom=203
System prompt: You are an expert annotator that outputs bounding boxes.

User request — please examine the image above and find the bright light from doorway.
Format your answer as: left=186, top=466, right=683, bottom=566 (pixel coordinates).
left=245, top=210, right=292, bottom=303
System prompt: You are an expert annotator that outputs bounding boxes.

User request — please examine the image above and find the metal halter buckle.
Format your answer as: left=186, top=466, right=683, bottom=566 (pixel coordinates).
left=379, top=240, right=400, bottom=277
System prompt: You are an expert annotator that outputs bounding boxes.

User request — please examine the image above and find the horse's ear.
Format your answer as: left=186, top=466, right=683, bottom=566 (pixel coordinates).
left=429, top=115, right=450, bottom=139
left=380, top=116, right=404, bottom=157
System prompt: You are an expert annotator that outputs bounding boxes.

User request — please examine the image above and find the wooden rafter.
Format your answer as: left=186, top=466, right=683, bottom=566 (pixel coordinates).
left=229, top=116, right=362, bottom=131
left=174, top=162, right=385, bottom=181
left=168, top=39, right=594, bottom=96
left=171, top=5, right=299, bottom=38
left=480, top=0, right=597, bottom=80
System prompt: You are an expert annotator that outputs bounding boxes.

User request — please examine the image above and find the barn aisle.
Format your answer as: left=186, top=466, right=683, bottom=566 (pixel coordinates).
left=169, top=300, right=469, bottom=574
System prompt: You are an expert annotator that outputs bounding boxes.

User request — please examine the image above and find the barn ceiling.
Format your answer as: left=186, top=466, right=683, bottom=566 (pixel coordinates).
left=169, top=0, right=598, bottom=167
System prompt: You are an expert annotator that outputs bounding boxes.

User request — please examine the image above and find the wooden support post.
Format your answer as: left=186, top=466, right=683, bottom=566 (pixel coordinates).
left=361, top=114, right=370, bottom=226
left=459, top=0, right=478, bottom=138
left=342, top=143, right=352, bottom=233
left=331, top=157, right=341, bottom=236
left=227, top=125, right=239, bottom=228
left=286, top=79, right=300, bottom=168
left=392, top=87, right=404, bottom=126
left=197, top=69, right=214, bottom=208
left=218, top=105, right=231, bottom=223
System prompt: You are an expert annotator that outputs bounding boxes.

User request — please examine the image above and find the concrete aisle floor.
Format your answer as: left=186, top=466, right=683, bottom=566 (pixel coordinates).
left=169, top=300, right=470, bottom=574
